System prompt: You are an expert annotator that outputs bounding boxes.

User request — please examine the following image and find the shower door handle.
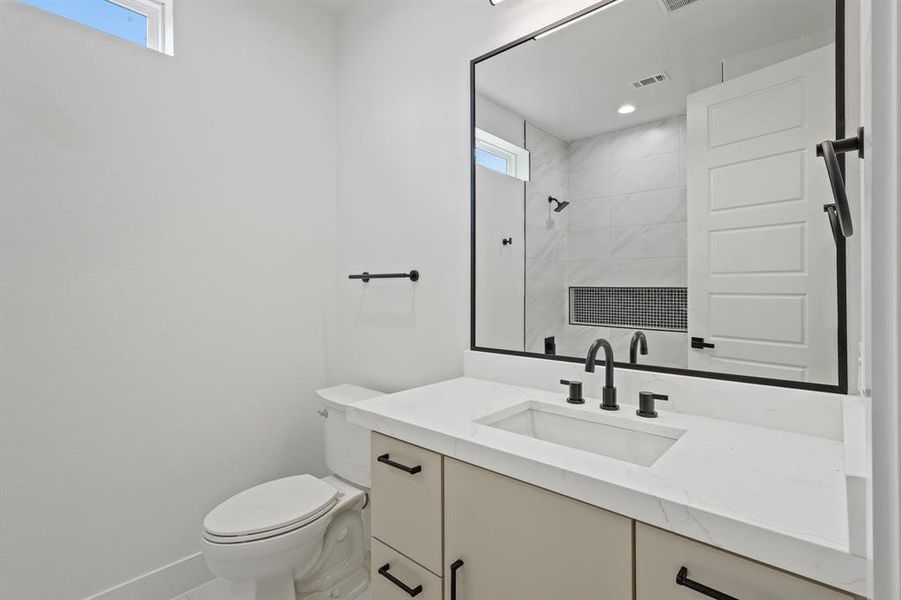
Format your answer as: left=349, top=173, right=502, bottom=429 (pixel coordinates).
left=815, top=127, right=864, bottom=238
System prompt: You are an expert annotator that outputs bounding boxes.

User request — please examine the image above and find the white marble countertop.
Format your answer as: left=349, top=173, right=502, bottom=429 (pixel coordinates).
left=348, top=377, right=867, bottom=596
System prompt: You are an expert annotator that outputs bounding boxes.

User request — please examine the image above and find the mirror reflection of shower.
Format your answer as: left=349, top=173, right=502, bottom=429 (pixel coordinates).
left=548, top=196, right=570, bottom=212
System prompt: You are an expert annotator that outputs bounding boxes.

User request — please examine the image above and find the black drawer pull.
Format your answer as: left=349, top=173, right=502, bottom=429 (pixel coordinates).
left=676, top=567, right=739, bottom=600
left=378, top=563, right=423, bottom=597
left=450, top=559, right=464, bottom=600
left=378, top=453, right=422, bottom=474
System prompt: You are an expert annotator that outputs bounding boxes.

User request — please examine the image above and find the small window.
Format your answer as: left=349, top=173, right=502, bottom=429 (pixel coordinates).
left=475, top=147, right=512, bottom=175
left=474, top=128, right=530, bottom=181
left=20, top=0, right=174, bottom=56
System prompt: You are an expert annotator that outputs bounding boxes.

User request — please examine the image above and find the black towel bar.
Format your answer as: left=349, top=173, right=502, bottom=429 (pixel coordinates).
left=349, top=270, right=419, bottom=282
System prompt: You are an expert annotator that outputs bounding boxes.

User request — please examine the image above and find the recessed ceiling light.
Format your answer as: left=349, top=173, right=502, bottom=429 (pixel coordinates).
left=617, top=104, right=637, bottom=115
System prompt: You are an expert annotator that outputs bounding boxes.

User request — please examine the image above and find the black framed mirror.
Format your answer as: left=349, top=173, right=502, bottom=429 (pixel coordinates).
left=470, top=0, right=848, bottom=393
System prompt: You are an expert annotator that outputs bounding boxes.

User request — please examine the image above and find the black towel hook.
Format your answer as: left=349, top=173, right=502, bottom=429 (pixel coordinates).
left=815, top=126, right=864, bottom=238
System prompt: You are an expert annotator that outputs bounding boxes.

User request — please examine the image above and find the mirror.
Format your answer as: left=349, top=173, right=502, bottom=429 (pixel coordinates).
left=472, top=0, right=847, bottom=390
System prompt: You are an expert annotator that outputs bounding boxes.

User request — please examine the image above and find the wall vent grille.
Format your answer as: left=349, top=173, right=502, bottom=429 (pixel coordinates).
left=656, top=0, right=701, bottom=14
left=631, top=72, right=669, bottom=89
left=569, top=287, right=687, bottom=332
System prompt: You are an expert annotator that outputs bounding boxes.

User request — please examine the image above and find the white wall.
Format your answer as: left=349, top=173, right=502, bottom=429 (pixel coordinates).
left=333, top=0, right=595, bottom=392
left=524, top=122, right=568, bottom=354
left=0, top=2, right=337, bottom=598
left=475, top=165, right=524, bottom=350
left=475, top=94, right=524, bottom=148
left=557, top=116, right=688, bottom=364
left=869, top=0, right=901, bottom=597
left=474, top=95, right=525, bottom=351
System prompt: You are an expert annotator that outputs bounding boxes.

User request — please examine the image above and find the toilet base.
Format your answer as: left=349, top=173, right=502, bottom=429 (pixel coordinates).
left=297, top=567, right=368, bottom=600
left=223, top=573, right=297, bottom=600
left=201, top=475, right=369, bottom=600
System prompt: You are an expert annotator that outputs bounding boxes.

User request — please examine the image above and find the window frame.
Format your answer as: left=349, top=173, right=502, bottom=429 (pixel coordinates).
left=22, top=0, right=175, bottom=55
left=475, top=141, right=516, bottom=177
left=111, top=0, right=173, bottom=55
left=474, top=127, right=530, bottom=181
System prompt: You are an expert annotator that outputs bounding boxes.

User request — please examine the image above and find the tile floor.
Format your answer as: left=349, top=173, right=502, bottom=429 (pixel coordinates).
left=172, top=578, right=371, bottom=600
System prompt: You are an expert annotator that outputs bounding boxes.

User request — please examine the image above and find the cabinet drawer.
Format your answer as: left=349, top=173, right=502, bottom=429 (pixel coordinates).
left=371, top=433, right=443, bottom=575
left=636, top=523, right=854, bottom=600
left=444, top=458, right=633, bottom=600
left=372, top=538, right=442, bottom=600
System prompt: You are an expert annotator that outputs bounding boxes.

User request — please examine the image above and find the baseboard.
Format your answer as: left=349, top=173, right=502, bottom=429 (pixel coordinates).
left=83, top=552, right=213, bottom=600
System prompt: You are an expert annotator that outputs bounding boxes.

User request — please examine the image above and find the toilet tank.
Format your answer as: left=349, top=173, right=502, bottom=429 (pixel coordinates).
left=317, top=384, right=384, bottom=488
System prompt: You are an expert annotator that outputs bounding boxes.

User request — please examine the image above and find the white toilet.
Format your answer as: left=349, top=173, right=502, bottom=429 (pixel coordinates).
left=201, top=384, right=384, bottom=600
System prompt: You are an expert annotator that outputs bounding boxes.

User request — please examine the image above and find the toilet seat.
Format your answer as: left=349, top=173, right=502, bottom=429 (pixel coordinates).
left=203, top=475, right=340, bottom=545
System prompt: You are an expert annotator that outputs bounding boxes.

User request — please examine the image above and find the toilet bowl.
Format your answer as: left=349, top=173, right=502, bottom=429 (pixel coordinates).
left=200, top=384, right=384, bottom=600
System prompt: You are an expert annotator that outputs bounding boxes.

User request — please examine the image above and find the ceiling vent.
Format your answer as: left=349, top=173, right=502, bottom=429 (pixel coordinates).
left=657, top=0, right=701, bottom=13
left=631, top=72, right=670, bottom=89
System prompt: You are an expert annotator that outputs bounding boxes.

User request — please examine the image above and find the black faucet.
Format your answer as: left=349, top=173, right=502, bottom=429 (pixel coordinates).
left=560, top=379, right=584, bottom=404
left=637, top=391, right=668, bottom=418
left=630, top=331, right=648, bottom=364
left=585, top=338, right=618, bottom=411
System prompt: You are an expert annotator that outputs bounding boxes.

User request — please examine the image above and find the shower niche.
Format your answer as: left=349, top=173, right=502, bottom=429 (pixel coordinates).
left=472, top=0, right=851, bottom=392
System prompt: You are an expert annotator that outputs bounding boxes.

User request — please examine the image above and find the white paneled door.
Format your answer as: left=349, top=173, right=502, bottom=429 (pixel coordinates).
left=687, top=45, right=838, bottom=383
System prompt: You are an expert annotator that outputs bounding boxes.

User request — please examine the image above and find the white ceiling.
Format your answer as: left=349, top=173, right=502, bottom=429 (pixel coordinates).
left=476, top=0, right=835, bottom=142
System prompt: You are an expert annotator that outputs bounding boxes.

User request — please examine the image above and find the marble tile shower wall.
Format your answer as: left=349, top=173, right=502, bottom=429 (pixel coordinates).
left=557, top=116, right=689, bottom=367
left=524, top=122, right=568, bottom=354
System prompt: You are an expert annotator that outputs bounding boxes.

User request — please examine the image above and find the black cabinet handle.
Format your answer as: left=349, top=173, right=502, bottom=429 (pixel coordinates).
left=377, top=453, right=422, bottom=474
left=676, top=566, right=739, bottom=600
left=691, top=337, right=715, bottom=349
left=378, top=563, right=423, bottom=597
left=450, top=559, right=464, bottom=600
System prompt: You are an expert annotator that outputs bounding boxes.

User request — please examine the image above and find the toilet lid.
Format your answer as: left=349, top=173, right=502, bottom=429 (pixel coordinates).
left=203, top=475, right=339, bottom=538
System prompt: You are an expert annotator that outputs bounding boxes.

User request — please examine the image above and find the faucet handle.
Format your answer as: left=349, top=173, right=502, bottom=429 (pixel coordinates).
left=637, top=391, right=668, bottom=418
left=560, top=379, right=585, bottom=405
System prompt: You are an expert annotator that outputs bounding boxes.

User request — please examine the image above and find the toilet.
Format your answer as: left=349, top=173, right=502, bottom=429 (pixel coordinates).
left=200, top=384, right=384, bottom=600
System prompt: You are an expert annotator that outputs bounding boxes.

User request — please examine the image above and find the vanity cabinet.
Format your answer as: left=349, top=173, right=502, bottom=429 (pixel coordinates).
left=635, top=523, right=854, bottom=600
left=443, top=458, right=632, bottom=600
left=371, top=538, right=443, bottom=600
left=370, top=433, right=856, bottom=600
left=370, top=433, right=444, bottom=575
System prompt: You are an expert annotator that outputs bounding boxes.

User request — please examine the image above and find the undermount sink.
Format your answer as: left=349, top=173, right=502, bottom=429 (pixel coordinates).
left=477, top=402, right=684, bottom=467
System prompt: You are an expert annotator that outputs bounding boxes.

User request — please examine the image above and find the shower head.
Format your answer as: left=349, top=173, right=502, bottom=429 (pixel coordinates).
left=548, top=196, right=570, bottom=212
